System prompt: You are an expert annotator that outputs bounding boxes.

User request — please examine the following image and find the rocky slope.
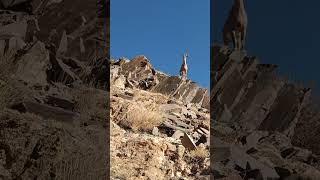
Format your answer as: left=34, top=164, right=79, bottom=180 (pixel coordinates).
left=0, top=0, right=109, bottom=179
left=211, top=44, right=320, bottom=180
left=110, top=55, right=210, bottom=179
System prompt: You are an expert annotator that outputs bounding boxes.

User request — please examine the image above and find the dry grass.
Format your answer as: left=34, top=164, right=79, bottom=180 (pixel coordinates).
left=0, top=79, right=29, bottom=110
left=189, top=147, right=209, bottom=162
left=74, top=86, right=109, bottom=122
left=0, top=50, right=17, bottom=81
left=55, top=152, right=107, bottom=180
left=124, top=104, right=164, bottom=132
left=132, top=89, right=168, bottom=106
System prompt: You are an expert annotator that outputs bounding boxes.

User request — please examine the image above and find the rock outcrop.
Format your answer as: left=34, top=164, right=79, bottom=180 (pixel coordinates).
left=211, top=44, right=320, bottom=180
left=110, top=56, right=210, bottom=179
left=111, top=55, right=210, bottom=110
left=0, top=0, right=109, bottom=179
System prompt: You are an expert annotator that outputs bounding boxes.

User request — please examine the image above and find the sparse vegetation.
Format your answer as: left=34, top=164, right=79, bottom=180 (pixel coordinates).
left=189, top=147, right=209, bottom=163
left=55, top=152, right=107, bottom=180
left=74, top=86, right=108, bottom=122
left=125, top=104, right=164, bottom=132
left=0, top=79, right=29, bottom=109
left=0, top=50, right=17, bottom=81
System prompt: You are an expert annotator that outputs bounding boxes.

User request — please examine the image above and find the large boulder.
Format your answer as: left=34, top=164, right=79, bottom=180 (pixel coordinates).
left=15, top=41, right=50, bottom=86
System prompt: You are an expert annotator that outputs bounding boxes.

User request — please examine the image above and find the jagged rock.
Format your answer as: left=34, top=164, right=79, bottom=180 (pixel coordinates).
left=47, top=56, right=80, bottom=84
left=114, top=93, right=133, bottom=101
left=181, top=132, right=197, bottom=150
left=44, top=96, right=75, bottom=111
left=258, top=84, right=310, bottom=135
left=86, top=57, right=109, bottom=89
left=166, top=142, right=176, bottom=154
left=15, top=41, right=50, bottom=85
left=175, top=119, right=193, bottom=129
left=164, top=113, right=180, bottom=122
left=162, top=121, right=192, bottom=133
left=110, top=65, right=120, bottom=80
left=113, top=75, right=126, bottom=89
left=172, top=130, right=184, bottom=139
left=159, top=104, right=183, bottom=114
left=211, top=44, right=320, bottom=180
left=152, top=76, right=182, bottom=95
left=243, top=131, right=269, bottom=151
left=11, top=101, right=78, bottom=122
left=57, top=30, right=68, bottom=55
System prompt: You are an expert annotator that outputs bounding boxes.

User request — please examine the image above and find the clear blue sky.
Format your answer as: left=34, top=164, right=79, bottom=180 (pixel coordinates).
left=111, top=0, right=210, bottom=88
left=211, top=0, right=320, bottom=94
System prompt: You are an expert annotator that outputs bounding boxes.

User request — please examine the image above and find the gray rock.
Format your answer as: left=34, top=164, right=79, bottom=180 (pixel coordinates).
left=152, top=127, right=159, bottom=136
left=15, top=41, right=50, bottom=85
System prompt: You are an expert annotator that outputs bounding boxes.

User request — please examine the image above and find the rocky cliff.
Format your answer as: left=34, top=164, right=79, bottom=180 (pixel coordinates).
left=110, top=56, right=210, bottom=179
left=211, top=44, right=320, bottom=180
left=0, top=0, right=109, bottom=179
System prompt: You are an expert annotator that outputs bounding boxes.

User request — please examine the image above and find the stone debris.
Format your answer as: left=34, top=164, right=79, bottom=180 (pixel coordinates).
left=0, top=0, right=109, bottom=179
left=211, top=44, right=320, bottom=180
left=110, top=55, right=210, bottom=179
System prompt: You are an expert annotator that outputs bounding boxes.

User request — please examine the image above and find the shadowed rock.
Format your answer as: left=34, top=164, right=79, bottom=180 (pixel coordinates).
left=16, top=41, right=50, bottom=85
left=181, top=132, right=197, bottom=150
left=11, top=101, right=77, bottom=122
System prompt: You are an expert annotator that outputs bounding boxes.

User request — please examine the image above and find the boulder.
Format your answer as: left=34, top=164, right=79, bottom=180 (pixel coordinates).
left=15, top=41, right=50, bottom=85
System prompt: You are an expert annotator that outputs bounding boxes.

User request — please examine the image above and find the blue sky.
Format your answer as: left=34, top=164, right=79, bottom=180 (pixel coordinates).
left=111, top=0, right=210, bottom=88
left=211, top=0, right=320, bottom=94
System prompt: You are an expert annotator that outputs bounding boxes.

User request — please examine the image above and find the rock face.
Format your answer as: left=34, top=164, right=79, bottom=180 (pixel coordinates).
left=111, top=55, right=210, bottom=109
left=211, top=44, right=320, bottom=180
left=0, top=0, right=109, bottom=179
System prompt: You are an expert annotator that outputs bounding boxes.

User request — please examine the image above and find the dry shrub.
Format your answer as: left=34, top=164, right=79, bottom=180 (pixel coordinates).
left=74, top=87, right=108, bottom=122
left=0, top=50, right=17, bottom=80
left=0, top=79, right=29, bottom=109
left=132, top=89, right=168, bottom=105
left=189, top=147, right=209, bottom=162
left=55, top=151, right=107, bottom=180
left=125, top=104, right=163, bottom=132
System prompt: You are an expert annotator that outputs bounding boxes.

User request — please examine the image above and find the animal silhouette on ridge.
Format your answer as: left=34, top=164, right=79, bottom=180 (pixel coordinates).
left=223, top=0, right=248, bottom=51
left=180, top=53, right=188, bottom=80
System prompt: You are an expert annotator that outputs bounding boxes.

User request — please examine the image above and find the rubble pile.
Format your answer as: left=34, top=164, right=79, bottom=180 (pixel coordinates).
left=110, top=56, right=210, bottom=179
left=211, top=44, right=320, bottom=180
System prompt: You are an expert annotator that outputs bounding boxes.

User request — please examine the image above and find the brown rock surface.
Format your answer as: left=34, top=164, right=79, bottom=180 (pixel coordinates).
left=211, top=44, right=320, bottom=179
left=110, top=56, right=210, bottom=179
